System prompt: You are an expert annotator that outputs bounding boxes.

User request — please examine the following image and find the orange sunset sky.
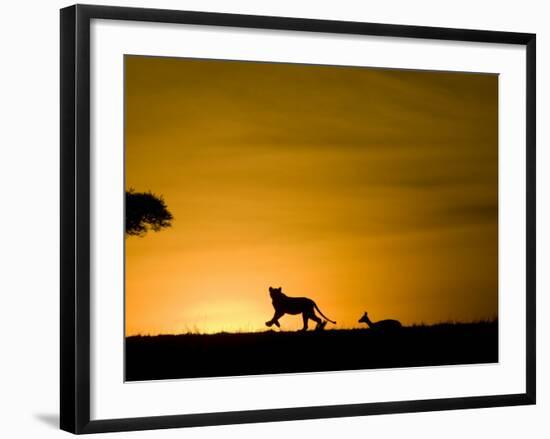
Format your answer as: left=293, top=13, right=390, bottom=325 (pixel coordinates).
left=125, top=55, right=498, bottom=335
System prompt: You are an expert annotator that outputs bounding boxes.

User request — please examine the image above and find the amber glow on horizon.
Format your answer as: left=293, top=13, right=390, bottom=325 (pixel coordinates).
left=125, top=56, right=498, bottom=336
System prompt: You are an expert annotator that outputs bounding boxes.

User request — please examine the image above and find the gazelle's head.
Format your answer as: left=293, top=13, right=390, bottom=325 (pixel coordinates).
left=358, top=312, right=369, bottom=323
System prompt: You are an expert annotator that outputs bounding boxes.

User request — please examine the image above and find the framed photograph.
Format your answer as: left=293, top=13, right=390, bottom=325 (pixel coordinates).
left=60, top=4, right=536, bottom=434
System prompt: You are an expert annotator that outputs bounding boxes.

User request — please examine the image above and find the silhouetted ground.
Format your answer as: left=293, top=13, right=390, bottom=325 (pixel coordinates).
left=125, top=321, right=498, bottom=381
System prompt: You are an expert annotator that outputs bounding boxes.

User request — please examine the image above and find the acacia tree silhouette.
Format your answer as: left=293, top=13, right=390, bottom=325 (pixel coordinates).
left=126, top=189, right=173, bottom=237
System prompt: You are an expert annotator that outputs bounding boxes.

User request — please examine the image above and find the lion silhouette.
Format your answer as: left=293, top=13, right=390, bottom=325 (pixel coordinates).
left=265, top=286, right=336, bottom=331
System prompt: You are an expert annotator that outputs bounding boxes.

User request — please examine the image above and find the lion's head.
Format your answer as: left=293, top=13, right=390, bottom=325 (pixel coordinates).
left=268, top=286, right=284, bottom=300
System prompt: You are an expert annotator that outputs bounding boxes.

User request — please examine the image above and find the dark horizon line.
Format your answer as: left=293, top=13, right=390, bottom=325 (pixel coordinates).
left=126, top=317, right=498, bottom=338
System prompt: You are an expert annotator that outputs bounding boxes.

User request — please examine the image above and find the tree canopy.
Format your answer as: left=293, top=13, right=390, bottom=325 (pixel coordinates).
left=126, top=190, right=173, bottom=237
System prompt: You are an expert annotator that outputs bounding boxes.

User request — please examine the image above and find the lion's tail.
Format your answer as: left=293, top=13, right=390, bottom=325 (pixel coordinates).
left=314, top=303, right=336, bottom=324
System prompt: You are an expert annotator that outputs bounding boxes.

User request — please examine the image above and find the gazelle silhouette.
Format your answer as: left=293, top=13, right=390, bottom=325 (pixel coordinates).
left=359, top=312, right=402, bottom=331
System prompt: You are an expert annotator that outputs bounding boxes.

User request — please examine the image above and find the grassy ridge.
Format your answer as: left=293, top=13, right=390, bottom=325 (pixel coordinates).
left=126, top=321, right=498, bottom=381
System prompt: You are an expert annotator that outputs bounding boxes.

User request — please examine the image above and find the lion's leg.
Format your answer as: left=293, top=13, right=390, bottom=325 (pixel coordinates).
left=309, top=313, right=325, bottom=330
left=266, top=311, right=283, bottom=328
left=301, top=313, right=309, bottom=331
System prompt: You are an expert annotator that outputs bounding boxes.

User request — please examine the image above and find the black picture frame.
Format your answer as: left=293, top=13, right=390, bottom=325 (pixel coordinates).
left=60, top=4, right=536, bottom=434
